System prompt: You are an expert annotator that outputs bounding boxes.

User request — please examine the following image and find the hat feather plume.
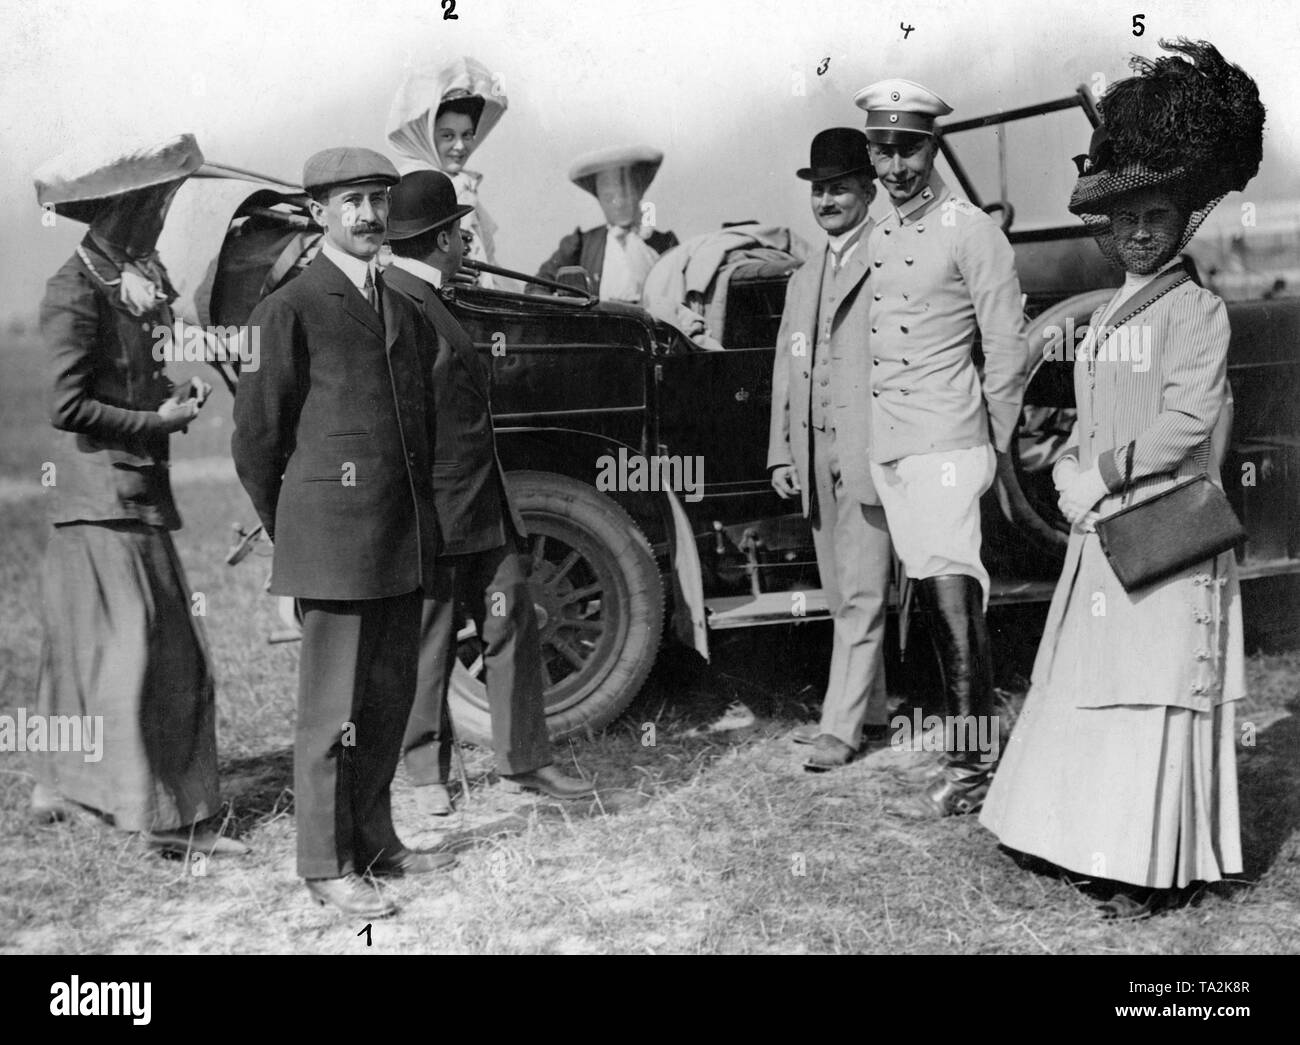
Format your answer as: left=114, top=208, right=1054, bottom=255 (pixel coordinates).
left=1099, top=38, right=1265, bottom=200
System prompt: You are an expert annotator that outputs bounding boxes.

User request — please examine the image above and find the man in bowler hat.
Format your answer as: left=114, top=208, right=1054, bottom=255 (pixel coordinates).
left=384, top=169, right=594, bottom=809
left=767, top=128, right=895, bottom=772
left=232, top=147, right=454, bottom=918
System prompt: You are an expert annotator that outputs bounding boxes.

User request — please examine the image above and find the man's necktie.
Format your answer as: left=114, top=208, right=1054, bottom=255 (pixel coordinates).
left=363, top=269, right=380, bottom=313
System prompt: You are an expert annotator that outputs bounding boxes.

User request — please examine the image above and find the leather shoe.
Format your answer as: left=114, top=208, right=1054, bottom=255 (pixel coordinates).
left=885, top=765, right=991, bottom=819
left=790, top=723, right=820, bottom=746
left=413, top=783, right=453, bottom=817
left=369, top=846, right=456, bottom=876
left=887, top=751, right=948, bottom=785
left=500, top=764, right=594, bottom=800
left=803, top=734, right=855, bottom=772
left=30, top=783, right=84, bottom=824
left=306, top=874, right=397, bottom=918
left=144, top=826, right=251, bottom=857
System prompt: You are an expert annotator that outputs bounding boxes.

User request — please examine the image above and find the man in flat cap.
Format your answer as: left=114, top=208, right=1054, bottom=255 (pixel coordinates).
left=767, top=128, right=894, bottom=772
left=536, top=145, right=678, bottom=302
left=384, top=170, right=594, bottom=811
left=233, top=147, right=453, bottom=917
left=853, top=79, right=1028, bottom=818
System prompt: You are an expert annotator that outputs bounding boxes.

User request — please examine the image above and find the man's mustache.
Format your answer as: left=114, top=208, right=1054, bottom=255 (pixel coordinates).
left=350, top=222, right=384, bottom=234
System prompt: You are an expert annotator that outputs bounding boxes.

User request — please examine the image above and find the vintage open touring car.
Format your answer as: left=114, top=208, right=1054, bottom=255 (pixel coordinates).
left=159, top=86, right=1300, bottom=749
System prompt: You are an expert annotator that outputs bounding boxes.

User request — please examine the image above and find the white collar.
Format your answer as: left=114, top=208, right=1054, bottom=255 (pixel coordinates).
left=892, top=172, right=946, bottom=223
left=387, top=254, right=444, bottom=288
left=320, top=239, right=377, bottom=292
left=827, top=216, right=871, bottom=256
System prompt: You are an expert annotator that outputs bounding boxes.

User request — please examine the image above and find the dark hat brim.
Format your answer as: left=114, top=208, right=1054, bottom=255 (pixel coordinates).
left=796, top=162, right=872, bottom=182
left=863, top=127, right=935, bottom=146
left=1067, top=162, right=1195, bottom=217
left=386, top=202, right=474, bottom=240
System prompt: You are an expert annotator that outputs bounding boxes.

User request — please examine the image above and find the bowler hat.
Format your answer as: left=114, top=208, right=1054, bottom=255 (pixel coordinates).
left=796, top=128, right=871, bottom=182
left=386, top=170, right=474, bottom=239
left=302, top=147, right=400, bottom=194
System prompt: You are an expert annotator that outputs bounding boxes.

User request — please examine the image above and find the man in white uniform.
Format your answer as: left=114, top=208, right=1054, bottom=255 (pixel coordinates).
left=854, top=80, right=1028, bottom=817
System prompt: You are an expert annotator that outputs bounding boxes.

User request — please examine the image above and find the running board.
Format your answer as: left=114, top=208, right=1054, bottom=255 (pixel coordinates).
left=703, top=557, right=1300, bottom=631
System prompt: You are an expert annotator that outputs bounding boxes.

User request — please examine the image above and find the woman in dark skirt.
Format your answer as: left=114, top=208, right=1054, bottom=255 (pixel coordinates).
left=31, top=134, right=247, bottom=857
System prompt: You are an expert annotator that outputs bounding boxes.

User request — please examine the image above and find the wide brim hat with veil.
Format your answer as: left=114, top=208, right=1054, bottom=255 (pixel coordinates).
left=385, top=55, right=508, bottom=174
left=1068, top=38, right=1266, bottom=265
left=34, top=133, right=204, bottom=224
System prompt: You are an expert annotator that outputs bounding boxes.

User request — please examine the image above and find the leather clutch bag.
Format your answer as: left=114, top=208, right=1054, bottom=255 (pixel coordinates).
left=1095, top=444, right=1246, bottom=593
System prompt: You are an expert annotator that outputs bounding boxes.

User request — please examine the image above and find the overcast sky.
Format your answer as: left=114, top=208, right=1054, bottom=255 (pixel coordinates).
left=2, top=0, right=1297, bottom=320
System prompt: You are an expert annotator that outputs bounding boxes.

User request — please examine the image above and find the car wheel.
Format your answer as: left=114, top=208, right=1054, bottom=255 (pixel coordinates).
left=447, top=470, right=665, bottom=747
left=987, top=289, right=1113, bottom=571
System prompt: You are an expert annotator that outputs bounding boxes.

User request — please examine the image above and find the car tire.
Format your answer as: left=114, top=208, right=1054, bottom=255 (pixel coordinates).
left=447, top=470, right=665, bottom=747
left=988, top=289, right=1114, bottom=570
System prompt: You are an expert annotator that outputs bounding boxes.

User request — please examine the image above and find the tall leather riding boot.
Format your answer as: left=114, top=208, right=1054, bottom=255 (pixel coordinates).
left=887, top=574, right=996, bottom=818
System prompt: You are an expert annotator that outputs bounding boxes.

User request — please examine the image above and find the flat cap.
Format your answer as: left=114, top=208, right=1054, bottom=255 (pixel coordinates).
left=34, top=132, right=204, bottom=223
left=853, top=79, right=953, bottom=143
left=302, top=146, right=400, bottom=193
left=568, top=144, right=664, bottom=196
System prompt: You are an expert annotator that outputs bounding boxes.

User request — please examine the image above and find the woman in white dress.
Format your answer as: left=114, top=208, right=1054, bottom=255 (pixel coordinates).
left=387, top=56, right=508, bottom=288
left=979, top=40, right=1266, bottom=919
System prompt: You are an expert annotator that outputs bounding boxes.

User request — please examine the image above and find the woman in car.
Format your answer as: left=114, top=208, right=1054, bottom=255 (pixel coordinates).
left=387, top=55, right=508, bottom=288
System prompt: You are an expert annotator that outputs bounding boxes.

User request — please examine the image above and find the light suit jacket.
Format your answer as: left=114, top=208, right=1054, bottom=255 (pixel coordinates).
left=766, top=239, right=878, bottom=515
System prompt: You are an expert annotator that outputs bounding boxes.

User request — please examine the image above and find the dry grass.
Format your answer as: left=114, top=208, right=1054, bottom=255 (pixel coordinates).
left=1, top=331, right=1297, bottom=954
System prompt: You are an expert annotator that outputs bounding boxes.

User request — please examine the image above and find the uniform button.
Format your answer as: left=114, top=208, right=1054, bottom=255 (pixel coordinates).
left=802, top=371, right=810, bottom=378
left=801, top=420, right=808, bottom=428
left=917, top=224, right=925, bottom=232
left=871, top=326, right=878, bottom=334
left=902, top=388, right=910, bottom=395
left=872, top=390, right=880, bottom=397
left=905, top=257, right=914, bottom=265
left=872, top=358, right=879, bottom=365
left=902, top=293, right=909, bottom=300
left=873, top=292, right=882, bottom=301
left=901, top=357, right=909, bottom=365
left=900, top=325, right=909, bottom=334
left=874, top=260, right=883, bottom=268
left=884, top=228, right=892, bottom=235
left=819, top=378, right=829, bottom=387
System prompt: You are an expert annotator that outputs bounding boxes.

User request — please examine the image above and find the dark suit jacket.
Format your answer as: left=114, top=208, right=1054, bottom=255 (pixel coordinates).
left=40, top=234, right=180, bottom=529
left=383, top=264, right=526, bottom=554
left=231, top=254, right=440, bottom=600
left=536, top=225, right=678, bottom=297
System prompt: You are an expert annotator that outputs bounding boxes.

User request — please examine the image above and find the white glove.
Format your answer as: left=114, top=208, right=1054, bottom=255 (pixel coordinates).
left=1052, top=455, right=1080, bottom=493
left=1058, top=465, right=1110, bottom=527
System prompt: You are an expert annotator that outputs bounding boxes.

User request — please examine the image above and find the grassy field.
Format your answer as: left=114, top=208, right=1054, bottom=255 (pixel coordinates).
left=1, top=328, right=1298, bottom=954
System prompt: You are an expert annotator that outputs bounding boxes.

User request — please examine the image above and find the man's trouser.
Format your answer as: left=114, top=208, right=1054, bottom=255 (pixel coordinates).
left=810, top=427, right=893, bottom=749
left=296, top=588, right=422, bottom=879
left=403, top=541, right=552, bottom=782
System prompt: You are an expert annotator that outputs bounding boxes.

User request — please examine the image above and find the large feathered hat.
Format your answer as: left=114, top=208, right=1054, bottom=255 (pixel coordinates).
left=1069, top=38, right=1266, bottom=260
